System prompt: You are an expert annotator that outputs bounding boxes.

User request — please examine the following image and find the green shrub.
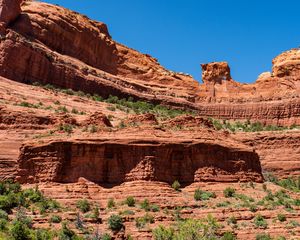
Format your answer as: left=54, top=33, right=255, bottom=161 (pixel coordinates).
left=125, top=196, right=135, bottom=207
left=222, top=232, right=236, bottom=240
left=11, top=220, right=31, bottom=240
left=194, top=188, right=216, bottom=201
left=108, top=214, right=123, bottom=232
left=49, top=215, right=62, bottom=223
left=277, top=213, right=286, bottom=222
left=249, top=205, right=258, bottom=212
left=107, top=198, right=115, bottom=209
left=255, top=233, right=272, bottom=240
left=34, top=229, right=52, bottom=240
left=71, top=108, right=79, bottom=114
left=135, top=213, right=154, bottom=229
left=223, top=187, right=236, bottom=198
left=0, top=209, right=8, bottom=220
left=171, top=180, right=181, bottom=191
left=92, top=206, right=100, bottom=220
left=56, top=106, right=69, bottom=113
left=150, top=204, right=160, bottom=212
left=58, top=124, right=73, bottom=134
left=153, top=215, right=221, bottom=240
left=101, top=233, right=112, bottom=240
left=76, top=199, right=90, bottom=213
left=58, top=222, right=77, bottom=240
left=0, top=219, right=7, bottom=231
left=89, top=125, right=98, bottom=133
left=254, top=214, right=268, bottom=229
left=227, top=216, right=237, bottom=225
left=23, top=188, right=44, bottom=203
left=152, top=225, right=174, bottom=240
left=140, top=199, right=150, bottom=211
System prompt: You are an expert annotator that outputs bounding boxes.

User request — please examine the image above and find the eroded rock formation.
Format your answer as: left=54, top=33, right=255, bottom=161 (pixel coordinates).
left=17, top=136, right=263, bottom=184
left=0, top=0, right=22, bottom=30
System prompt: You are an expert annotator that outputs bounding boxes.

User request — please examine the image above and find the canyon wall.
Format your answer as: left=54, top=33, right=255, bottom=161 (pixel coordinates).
left=0, top=1, right=299, bottom=125
left=235, top=131, right=300, bottom=178
left=16, top=138, right=263, bottom=184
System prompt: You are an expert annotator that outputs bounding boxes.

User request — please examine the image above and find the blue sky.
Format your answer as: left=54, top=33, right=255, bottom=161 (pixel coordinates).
left=43, top=0, right=300, bottom=83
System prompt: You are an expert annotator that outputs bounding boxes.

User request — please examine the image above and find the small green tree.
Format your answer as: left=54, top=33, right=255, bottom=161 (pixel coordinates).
left=125, top=196, right=135, bottom=207
left=172, top=180, right=181, bottom=191
left=76, top=199, right=90, bottom=213
left=223, top=187, right=236, bottom=198
left=107, top=198, right=115, bottom=209
left=108, top=214, right=123, bottom=232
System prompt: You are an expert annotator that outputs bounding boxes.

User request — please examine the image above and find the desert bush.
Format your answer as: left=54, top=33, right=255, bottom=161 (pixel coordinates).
left=76, top=199, right=90, bottom=213
left=171, top=180, right=181, bottom=191
left=108, top=214, right=123, bottom=232
left=140, top=199, right=150, bottom=211
left=11, top=220, right=31, bottom=240
left=255, top=233, right=272, bottom=240
left=223, top=187, right=236, bottom=198
left=49, top=215, right=62, bottom=223
left=254, top=214, right=268, bottom=229
left=125, top=196, right=135, bottom=207
left=277, top=213, right=286, bottom=222
left=227, top=216, right=237, bottom=225
left=194, top=188, right=216, bottom=201
left=101, top=233, right=112, bottom=240
left=107, top=198, right=115, bottom=209
left=153, top=215, right=221, bottom=240
left=135, top=213, right=154, bottom=229
left=222, top=232, right=236, bottom=240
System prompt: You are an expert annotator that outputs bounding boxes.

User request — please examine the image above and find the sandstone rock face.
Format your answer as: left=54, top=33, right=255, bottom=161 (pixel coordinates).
left=235, top=131, right=300, bottom=178
left=272, top=48, right=300, bottom=79
left=0, top=1, right=299, bottom=126
left=201, top=62, right=232, bottom=84
left=17, top=137, right=263, bottom=184
left=0, top=0, right=22, bottom=29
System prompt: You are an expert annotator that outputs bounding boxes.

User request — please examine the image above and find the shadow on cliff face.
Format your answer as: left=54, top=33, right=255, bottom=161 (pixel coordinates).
left=17, top=141, right=263, bottom=186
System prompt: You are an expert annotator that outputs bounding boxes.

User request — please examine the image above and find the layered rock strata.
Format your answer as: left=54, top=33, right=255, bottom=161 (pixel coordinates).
left=17, top=135, right=263, bottom=184
left=0, top=1, right=299, bottom=125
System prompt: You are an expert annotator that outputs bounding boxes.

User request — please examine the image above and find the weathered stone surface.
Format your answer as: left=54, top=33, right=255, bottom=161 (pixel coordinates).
left=0, top=1, right=299, bottom=126
left=235, top=131, right=300, bottom=178
left=0, top=0, right=22, bottom=29
left=16, top=130, right=263, bottom=184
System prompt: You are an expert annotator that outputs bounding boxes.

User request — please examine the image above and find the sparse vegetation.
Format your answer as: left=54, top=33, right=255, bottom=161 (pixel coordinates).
left=254, top=214, right=268, bottom=229
left=171, top=180, right=181, bottom=191
left=211, top=119, right=299, bottom=132
left=108, top=214, right=123, bottom=232
left=135, top=213, right=154, bottom=229
left=107, top=198, right=116, bottom=209
left=76, top=199, right=90, bottom=213
left=277, top=213, right=286, bottom=222
left=125, top=196, right=135, bottom=207
left=58, top=124, right=74, bottom=134
left=223, top=187, right=236, bottom=198
left=255, top=233, right=272, bottom=240
left=194, top=188, right=216, bottom=201
left=49, top=215, right=62, bottom=223
left=153, top=215, right=224, bottom=239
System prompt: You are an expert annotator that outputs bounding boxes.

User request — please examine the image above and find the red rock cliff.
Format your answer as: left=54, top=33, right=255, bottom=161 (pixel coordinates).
left=0, top=0, right=300, bottom=126
left=17, top=136, right=263, bottom=184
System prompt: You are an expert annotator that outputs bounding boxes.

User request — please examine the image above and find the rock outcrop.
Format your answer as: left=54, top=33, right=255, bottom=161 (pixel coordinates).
left=235, top=131, right=300, bottom=178
left=16, top=134, right=263, bottom=184
left=0, top=0, right=22, bottom=30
